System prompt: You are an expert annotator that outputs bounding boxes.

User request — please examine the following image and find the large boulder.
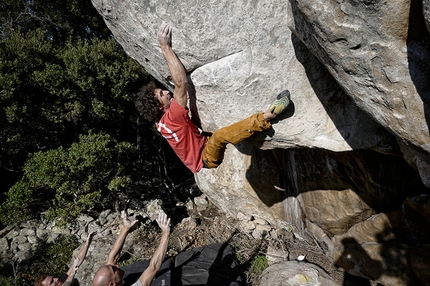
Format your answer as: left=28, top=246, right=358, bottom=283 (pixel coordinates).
left=286, top=0, right=430, bottom=186
left=91, top=0, right=430, bottom=284
left=259, top=261, right=339, bottom=286
left=331, top=195, right=430, bottom=285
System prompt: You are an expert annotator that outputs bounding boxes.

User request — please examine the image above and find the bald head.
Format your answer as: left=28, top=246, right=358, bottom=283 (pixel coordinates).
left=93, top=265, right=124, bottom=286
left=93, top=266, right=112, bottom=286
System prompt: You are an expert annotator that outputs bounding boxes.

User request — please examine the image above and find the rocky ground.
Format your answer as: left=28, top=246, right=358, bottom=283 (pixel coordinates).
left=129, top=197, right=348, bottom=286
left=1, top=187, right=373, bottom=286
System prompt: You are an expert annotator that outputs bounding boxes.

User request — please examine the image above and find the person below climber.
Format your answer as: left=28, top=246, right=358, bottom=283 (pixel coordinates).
left=92, top=211, right=171, bottom=286
left=135, top=22, right=291, bottom=174
left=34, top=231, right=96, bottom=286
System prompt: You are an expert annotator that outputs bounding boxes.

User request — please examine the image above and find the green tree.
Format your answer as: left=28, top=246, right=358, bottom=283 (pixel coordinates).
left=0, top=133, right=139, bottom=224
left=0, top=27, right=149, bottom=191
left=0, top=0, right=145, bottom=195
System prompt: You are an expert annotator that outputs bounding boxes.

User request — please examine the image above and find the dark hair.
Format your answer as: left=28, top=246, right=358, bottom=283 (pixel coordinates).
left=34, top=275, right=47, bottom=286
left=135, top=81, right=164, bottom=122
left=34, top=275, right=69, bottom=286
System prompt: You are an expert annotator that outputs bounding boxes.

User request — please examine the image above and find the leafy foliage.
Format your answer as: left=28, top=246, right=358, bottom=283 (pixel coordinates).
left=0, top=28, right=147, bottom=174
left=248, top=255, right=268, bottom=275
left=0, top=0, right=151, bottom=197
left=0, top=133, right=139, bottom=224
left=0, top=276, right=14, bottom=286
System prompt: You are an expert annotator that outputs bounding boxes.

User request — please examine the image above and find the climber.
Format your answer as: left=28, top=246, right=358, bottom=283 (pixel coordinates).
left=135, top=21, right=290, bottom=174
left=34, top=231, right=96, bottom=286
left=92, top=211, right=171, bottom=286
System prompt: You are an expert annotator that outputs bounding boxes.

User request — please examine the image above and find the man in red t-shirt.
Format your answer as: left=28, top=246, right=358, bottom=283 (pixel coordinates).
left=136, top=22, right=290, bottom=173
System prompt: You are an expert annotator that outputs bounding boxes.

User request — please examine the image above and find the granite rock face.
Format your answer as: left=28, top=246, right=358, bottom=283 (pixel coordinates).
left=91, top=0, right=430, bottom=284
left=287, top=0, right=430, bottom=186
left=259, top=261, right=340, bottom=286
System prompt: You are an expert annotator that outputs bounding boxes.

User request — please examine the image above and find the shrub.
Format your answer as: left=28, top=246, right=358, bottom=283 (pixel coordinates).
left=0, top=132, right=137, bottom=225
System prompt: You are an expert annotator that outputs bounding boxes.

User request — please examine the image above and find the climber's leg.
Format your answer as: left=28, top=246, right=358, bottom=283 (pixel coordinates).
left=202, top=113, right=271, bottom=168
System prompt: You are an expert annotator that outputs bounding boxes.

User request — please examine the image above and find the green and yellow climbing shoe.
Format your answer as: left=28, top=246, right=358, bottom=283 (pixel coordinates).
left=269, top=90, right=290, bottom=116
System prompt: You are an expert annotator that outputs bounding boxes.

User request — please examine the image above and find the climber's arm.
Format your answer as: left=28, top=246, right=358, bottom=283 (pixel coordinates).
left=138, top=213, right=171, bottom=286
left=158, top=22, right=188, bottom=109
left=106, top=211, right=138, bottom=265
left=63, top=231, right=96, bottom=285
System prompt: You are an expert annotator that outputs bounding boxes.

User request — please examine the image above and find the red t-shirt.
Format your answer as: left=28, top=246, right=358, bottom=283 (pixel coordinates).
left=156, top=100, right=207, bottom=173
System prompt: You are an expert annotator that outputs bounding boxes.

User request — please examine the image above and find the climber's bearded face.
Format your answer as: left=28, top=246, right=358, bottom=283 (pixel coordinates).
left=154, top=88, right=173, bottom=111
left=41, top=275, right=61, bottom=286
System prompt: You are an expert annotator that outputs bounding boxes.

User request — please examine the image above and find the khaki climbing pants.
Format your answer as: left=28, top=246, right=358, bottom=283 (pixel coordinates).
left=202, top=112, right=271, bottom=169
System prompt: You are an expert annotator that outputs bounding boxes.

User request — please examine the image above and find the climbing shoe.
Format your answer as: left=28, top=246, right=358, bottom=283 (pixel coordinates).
left=269, top=90, right=290, bottom=116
